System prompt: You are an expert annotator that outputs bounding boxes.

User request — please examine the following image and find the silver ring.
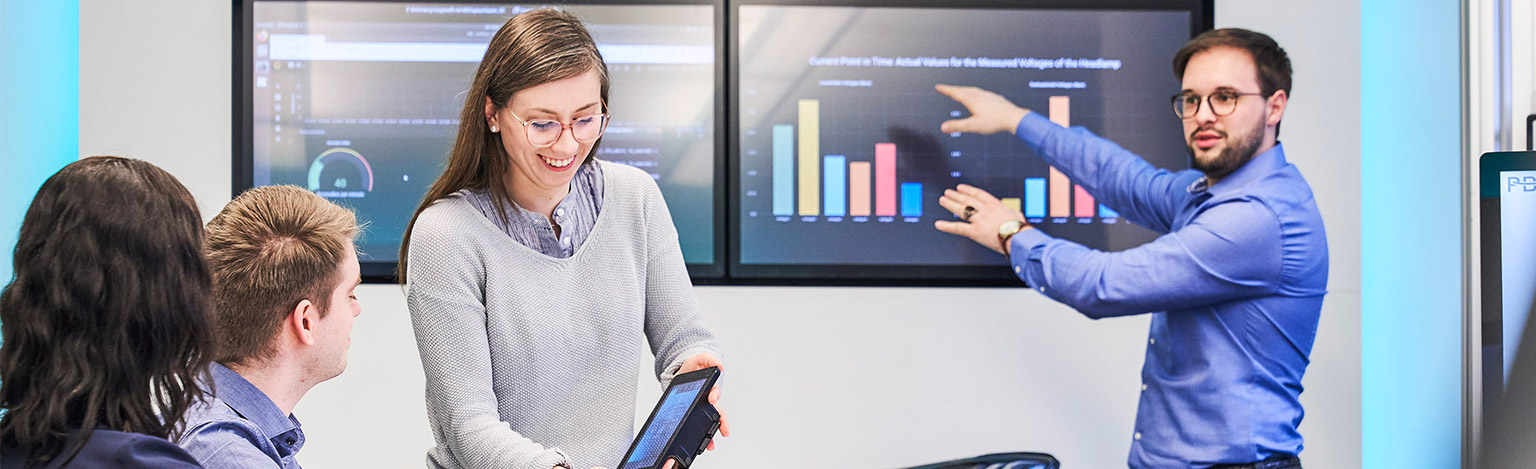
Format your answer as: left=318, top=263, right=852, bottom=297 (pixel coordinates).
left=962, top=206, right=976, bottom=222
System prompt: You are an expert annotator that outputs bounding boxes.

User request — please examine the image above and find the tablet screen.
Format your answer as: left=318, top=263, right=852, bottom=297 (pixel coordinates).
left=621, top=379, right=707, bottom=469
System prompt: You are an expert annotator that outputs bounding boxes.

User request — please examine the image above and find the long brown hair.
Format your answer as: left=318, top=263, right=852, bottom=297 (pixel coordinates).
left=398, top=8, right=609, bottom=281
left=0, top=156, right=213, bottom=466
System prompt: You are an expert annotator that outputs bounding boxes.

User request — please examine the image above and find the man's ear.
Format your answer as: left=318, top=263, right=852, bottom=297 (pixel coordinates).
left=1266, top=89, right=1288, bottom=128
left=287, top=299, right=319, bottom=347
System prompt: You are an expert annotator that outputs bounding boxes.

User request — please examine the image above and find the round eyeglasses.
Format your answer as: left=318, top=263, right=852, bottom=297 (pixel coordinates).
left=1170, top=90, right=1267, bottom=119
left=506, top=107, right=611, bottom=147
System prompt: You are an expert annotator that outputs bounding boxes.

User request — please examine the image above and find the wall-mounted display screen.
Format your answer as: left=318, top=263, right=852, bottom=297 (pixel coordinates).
left=235, top=0, right=724, bottom=280
left=729, top=0, right=1210, bottom=283
left=237, top=0, right=1210, bottom=284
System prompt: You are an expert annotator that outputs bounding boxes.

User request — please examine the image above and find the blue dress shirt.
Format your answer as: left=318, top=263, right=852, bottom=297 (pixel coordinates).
left=177, top=363, right=306, bottom=469
left=1007, top=112, right=1329, bottom=468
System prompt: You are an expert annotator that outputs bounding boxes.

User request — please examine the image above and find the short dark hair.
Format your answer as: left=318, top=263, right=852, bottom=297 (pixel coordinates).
left=204, top=185, right=358, bottom=366
left=0, top=156, right=214, bottom=466
left=1173, top=28, right=1292, bottom=136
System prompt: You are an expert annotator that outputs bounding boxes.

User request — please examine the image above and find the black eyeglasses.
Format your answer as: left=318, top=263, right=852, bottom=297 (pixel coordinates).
left=1170, top=90, right=1267, bottom=119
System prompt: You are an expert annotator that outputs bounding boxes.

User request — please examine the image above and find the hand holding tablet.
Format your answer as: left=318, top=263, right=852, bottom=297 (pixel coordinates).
left=677, top=353, right=731, bottom=450
left=618, top=366, right=725, bottom=469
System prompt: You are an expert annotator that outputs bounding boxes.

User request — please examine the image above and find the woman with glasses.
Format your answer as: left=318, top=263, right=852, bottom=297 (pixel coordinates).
left=400, top=9, right=725, bottom=469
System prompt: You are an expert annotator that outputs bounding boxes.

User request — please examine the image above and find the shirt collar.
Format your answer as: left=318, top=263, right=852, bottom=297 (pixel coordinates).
left=1201, top=142, right=1289, bottom=196
left=208, top=362, right=303, bottom=447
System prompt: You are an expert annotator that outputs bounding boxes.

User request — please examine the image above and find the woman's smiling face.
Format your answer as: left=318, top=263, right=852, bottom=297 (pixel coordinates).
left=487, top=68, right=604, bottom=197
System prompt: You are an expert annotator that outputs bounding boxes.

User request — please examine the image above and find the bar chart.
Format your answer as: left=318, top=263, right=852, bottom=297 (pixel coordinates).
left=772, top=99, right=928, bottom=220
left=765, top=95, right=1121, bottom=224
left=731, top=2, right=1192, bottom=275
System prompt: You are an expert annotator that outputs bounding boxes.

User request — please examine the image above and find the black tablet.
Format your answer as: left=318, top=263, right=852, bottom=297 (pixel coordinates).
left=618, top=367, right=722, bottom=469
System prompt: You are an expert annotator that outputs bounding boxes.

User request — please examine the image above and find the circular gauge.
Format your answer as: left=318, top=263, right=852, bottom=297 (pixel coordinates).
left=307, top=147, right=374, bottom=194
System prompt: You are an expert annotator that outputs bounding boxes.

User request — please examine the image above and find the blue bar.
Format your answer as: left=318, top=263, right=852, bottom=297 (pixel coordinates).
left=772, top=125, right=794, bottom=216
left=823, top=155, right=846, bottom=217
left=900, top=183, right=922, bottom=217
left=1098, top=204, right=1120, bottom=218
left=1024, top=178, right=1046, bottom=218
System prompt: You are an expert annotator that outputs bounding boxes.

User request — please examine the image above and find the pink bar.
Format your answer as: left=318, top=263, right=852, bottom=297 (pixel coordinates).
left=849, top=162, right=872, bottom=216
left=1074, top=185, right=1095, bottom=217
left=875, top=143, right=897, bottom=216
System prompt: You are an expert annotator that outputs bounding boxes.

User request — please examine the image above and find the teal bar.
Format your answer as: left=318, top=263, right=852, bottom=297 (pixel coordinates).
left=823, top=155, right=845, bottom=217
left=1025, top=178, right=1046, bottom=218
left=772, top=125, right=793, bottom=216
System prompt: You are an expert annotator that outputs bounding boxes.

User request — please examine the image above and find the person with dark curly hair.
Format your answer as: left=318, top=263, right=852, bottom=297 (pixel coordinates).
left=0, top=156, right=212, bottom=468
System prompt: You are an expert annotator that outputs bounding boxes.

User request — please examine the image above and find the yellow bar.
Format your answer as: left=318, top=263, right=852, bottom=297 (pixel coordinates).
left=798, top=99, right=820, bottom=215
left=1001, top=197, right=1021, bottom=212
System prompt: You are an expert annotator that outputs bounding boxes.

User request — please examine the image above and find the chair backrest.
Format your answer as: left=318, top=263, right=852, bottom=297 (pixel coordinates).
left=899, top=451, right=1060, bottom=469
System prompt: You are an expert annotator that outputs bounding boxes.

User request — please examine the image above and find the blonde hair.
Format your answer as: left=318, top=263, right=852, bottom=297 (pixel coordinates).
left=205, top=185, right=358, bottom=365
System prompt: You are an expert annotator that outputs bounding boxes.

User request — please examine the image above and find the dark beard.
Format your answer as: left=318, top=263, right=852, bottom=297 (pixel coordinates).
left=1188, top=124, right=1263, bottom=181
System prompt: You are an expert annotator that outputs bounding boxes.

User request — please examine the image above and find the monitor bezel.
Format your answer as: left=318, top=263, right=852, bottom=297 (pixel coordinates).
left=233, top=0, right=728, bottom=283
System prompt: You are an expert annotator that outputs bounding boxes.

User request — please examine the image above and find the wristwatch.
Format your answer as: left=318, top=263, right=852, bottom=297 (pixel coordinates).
left=998, top=220, right=1027, bottom=254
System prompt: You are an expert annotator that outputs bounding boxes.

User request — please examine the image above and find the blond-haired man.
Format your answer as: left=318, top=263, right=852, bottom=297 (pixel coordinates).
left=177, top=185, right=361, bottom=469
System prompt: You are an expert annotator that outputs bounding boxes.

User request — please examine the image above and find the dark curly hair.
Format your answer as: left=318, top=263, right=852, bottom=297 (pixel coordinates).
left=0, top=156, right=214, bottom=466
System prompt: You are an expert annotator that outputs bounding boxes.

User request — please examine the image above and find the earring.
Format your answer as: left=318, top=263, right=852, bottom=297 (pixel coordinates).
left=490, top=125, right=498, bottom=133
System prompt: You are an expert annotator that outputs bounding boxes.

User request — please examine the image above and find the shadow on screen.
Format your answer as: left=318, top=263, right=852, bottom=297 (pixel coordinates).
left=886, top=125, right=953, bottom=176
left=1482, top=292, right=1536, bottom=467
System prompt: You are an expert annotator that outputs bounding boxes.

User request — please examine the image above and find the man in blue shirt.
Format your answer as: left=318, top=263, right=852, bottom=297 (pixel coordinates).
left=176, top=186, right=363, bottom=468
left=935, top=29, right=1327, bottom=468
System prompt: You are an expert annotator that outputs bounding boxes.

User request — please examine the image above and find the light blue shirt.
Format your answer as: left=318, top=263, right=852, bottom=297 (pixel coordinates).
left=461, top=160, right=604, bottom=258
left=177, top=363, right=305, bottom=469
left=1007, top=112, right=1329, bottom=468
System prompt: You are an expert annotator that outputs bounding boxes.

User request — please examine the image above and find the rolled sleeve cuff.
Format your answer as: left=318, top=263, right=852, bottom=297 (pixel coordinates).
left=537, top=448, right=572, bottom=469
left=1007, top=227, right=1053, bottom=289
left=1015, top=111, right=1059, bottom=144
left=660, top=346, right=721, bottom=386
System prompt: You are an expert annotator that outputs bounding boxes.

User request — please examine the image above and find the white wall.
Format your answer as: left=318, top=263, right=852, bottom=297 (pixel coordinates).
left=80, top=1, right=1361, bottom=467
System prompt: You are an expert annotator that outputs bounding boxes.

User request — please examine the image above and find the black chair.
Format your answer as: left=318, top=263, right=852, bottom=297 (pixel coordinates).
left=900, top=452, right=1060, bottom=469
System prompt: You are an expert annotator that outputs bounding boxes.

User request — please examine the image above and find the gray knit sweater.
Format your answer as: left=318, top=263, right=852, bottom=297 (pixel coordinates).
left=406, top=161, right=721, bottom=469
